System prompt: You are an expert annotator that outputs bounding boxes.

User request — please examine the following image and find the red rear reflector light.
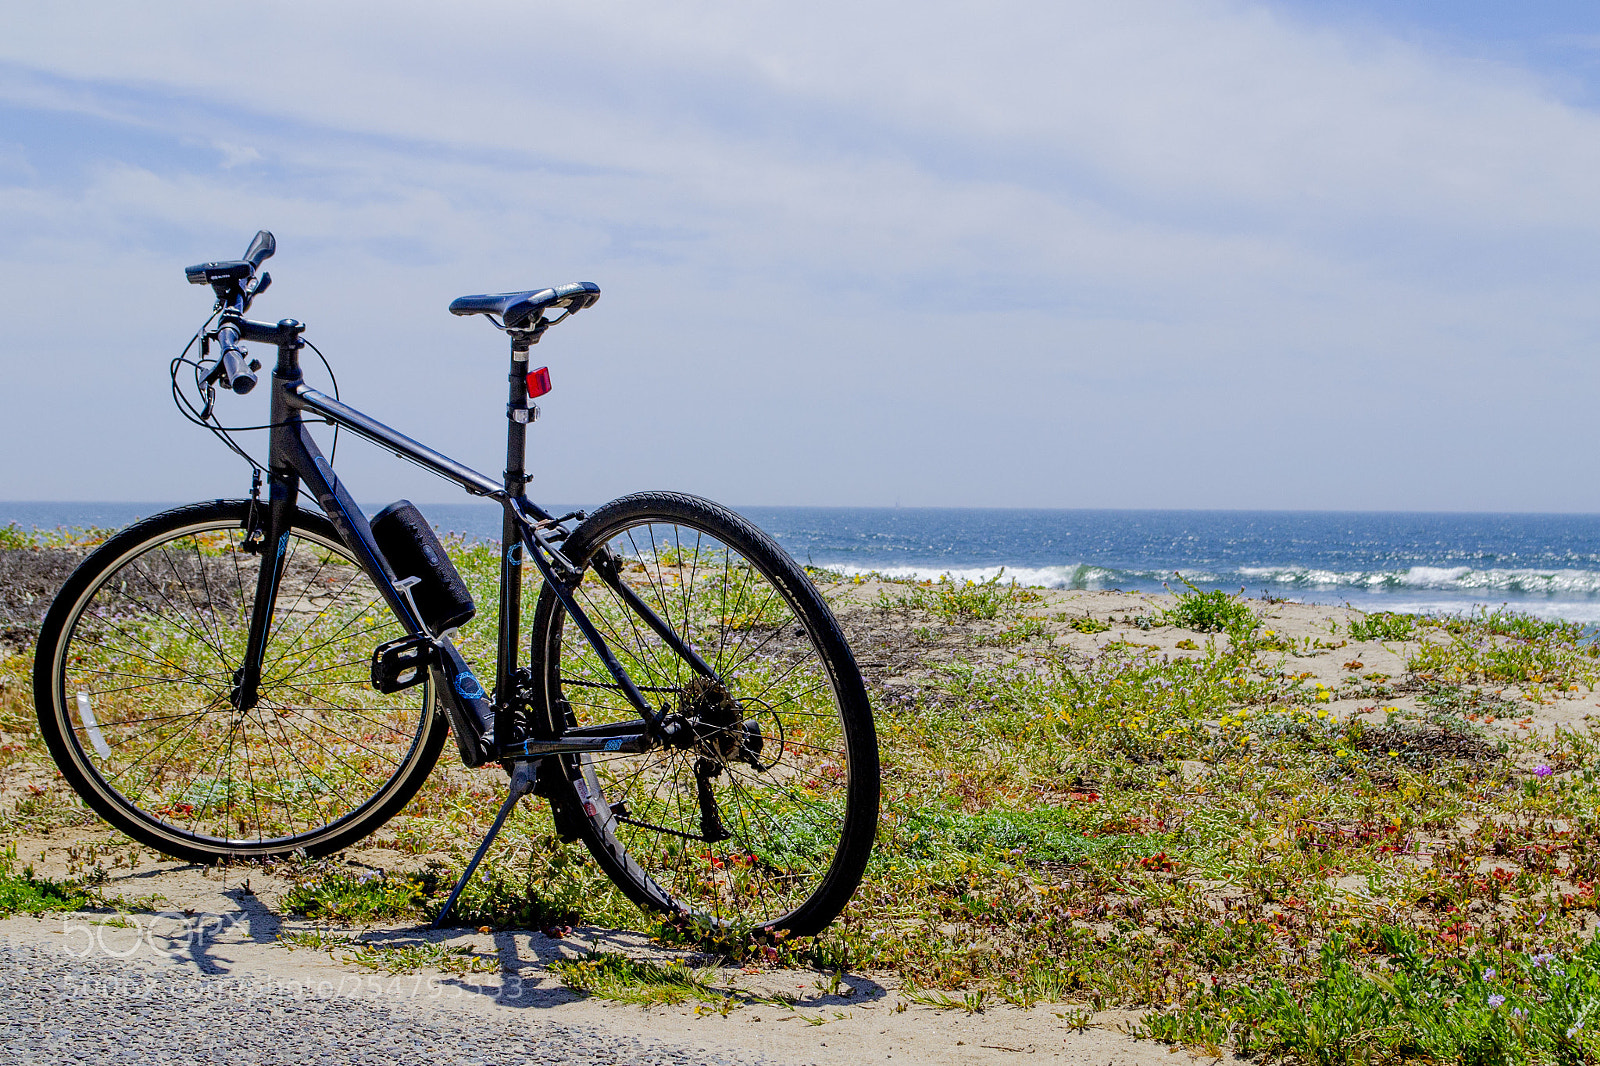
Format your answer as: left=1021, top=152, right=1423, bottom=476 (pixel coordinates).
left=527, top=366, right=552, bottom=397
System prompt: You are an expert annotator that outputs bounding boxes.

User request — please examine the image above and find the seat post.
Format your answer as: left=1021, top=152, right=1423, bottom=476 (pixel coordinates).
left=494, top=330, right=535, bottom=746
left=504, top=331, right=532, bottom=496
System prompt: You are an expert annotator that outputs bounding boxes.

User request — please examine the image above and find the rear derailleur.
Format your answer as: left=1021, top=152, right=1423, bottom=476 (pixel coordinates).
left=657, top=676, right=769, bottom=844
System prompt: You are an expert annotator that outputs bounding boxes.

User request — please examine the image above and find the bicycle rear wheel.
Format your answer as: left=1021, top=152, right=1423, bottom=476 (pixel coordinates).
left=33, top=500, right=448, bottom=862
left=529, top=492, right=878, bottom=936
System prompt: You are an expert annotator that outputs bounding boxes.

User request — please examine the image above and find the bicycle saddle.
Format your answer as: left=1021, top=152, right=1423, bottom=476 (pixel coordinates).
left=449, top=282, right=600, bottom=329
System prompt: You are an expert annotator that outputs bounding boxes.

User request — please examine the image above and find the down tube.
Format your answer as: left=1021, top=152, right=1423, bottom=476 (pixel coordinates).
left=286, top=422, right=427, bottom=636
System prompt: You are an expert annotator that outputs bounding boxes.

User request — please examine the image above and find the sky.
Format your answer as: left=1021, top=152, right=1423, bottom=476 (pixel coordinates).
left=3, top=2, right=1600, bottom=511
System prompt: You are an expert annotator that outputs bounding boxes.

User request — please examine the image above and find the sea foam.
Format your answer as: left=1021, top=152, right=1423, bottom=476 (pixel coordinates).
left=1237, top=565, right=1600, bottom=595
left=829, top=560, right=1600, bottom=604
left=831, top=563, right=1202, bottom=590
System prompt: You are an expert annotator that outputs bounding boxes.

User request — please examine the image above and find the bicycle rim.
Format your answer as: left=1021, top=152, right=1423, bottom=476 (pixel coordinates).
left=534, top=492, right=877, bottom=935
left=35, top=502, right=444, bottom=859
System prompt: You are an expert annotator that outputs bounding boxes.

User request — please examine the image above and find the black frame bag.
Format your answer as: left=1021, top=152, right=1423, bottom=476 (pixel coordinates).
left=370, top=500, right=476, bottom=634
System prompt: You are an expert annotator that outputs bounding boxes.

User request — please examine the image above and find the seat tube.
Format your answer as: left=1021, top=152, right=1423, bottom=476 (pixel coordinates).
left=236, top=325, right=306, bottom=712
left=495, top=332, right=533, bottom=747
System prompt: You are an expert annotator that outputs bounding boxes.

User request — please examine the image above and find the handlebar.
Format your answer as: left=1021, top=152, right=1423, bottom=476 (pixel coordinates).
left=184, top=230, right=274, bottom=297
left=214, top=323, right=257, bottom=395
left=187, top=231, right=275, bottom=395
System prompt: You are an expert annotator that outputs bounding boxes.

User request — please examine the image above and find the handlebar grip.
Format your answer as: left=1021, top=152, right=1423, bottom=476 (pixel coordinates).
left=243, top=230, right=276, bottom=269
left=212, top=323, right=256, bottom=394
left=221, top=348, right=257, bottom=395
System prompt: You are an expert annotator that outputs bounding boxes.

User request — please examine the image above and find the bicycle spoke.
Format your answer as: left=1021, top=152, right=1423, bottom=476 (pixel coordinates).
left=155, top=544, right=232, bottom=670
left=50, top=513, right=436, bottom=858
left=260, top=698, right=401, bottom=783
left=104, top=704, right=216, bottom=789
left=262, top=547, right=373, bottom=671
left=272, top=679, right=414, bottom=741
left=77, top=611, right=222, bottom=690
left=189, top=534, right=232, bottom=659
left=545, top=502, right=872, bottom=935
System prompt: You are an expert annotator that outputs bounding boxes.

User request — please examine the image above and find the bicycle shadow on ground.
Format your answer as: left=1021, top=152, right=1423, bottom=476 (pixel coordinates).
left=348, top=922, right=888, bottom=1012
left=151, top=898, right=275, bottom=977
left=61, top=882, right=286, bottom=980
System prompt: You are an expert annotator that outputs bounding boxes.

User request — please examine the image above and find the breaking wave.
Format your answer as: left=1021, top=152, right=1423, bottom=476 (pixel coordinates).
left=830, top=563, right=1210, bottom=590
left=1237, top=565, right=1600, bottom=596
left=828, top=561, right=1600, bottom=600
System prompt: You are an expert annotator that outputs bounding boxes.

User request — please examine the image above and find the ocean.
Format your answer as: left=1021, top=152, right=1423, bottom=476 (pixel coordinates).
left=8, top=501, right=1600, bottom=623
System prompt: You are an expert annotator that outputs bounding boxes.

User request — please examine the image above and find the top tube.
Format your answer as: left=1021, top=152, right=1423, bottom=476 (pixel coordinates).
left=291, top=385, right=503, bottom=498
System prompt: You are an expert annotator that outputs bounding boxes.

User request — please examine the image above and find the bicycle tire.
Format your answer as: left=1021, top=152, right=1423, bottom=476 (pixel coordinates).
left=528, top=492, right=878, bottom=936
left=33, top=500, right=449, bottom=862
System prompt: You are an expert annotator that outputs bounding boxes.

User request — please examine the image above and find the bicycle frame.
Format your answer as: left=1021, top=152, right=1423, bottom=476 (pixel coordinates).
left=228, top=313, right=703, bottom=768
left=29, top=236, right=875, bottom=932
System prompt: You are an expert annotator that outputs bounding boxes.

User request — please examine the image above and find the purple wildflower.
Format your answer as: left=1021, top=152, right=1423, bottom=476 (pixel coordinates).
left=1488, top=994, right=1505, bottom=1008
left=1535, top=765, right=1554, bottom=778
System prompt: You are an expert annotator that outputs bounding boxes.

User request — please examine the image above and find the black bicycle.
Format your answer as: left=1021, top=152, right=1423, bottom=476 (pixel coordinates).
left=32, top=232, right=878, bottom=935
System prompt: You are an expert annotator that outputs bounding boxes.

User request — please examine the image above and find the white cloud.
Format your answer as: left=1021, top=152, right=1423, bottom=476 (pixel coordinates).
left=0, top=2, right=1598, bottom=509
left=214, top=141, right=261, bottom=168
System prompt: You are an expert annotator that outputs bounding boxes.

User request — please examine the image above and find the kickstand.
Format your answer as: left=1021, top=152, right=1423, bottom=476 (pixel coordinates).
left=432, top=759, right=538, bottom=929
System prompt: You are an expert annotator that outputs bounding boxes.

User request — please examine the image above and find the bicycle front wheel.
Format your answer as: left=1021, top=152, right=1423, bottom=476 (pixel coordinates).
left=529, top=492, right=878, bottom=936
left=33, top=500, right=448, bottom=862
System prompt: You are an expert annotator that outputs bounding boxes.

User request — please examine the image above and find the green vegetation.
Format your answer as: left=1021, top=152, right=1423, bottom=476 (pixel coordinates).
left=552, top=951, right=735, bottom=1007
left=18, top=526, right=1600, bottom=1065
left=1160, top=577, right=1257, bottom=637
left=281, top=837, right=610, bottom=931
left=791, top=593, right=1600, bottom=1060
left=993, top=616, right=1051, bottom=645
left=1140, top=930, right=1600, bottom=1065
left=1348, top=611, right=1418, bottom=642
left=875, top=571, right=1041, bottom=623
left=0, top=522, right=111, bottom=550
left=0, top=843, right=94, bottom=917
left=281, top=867, right=441, bottom=923
left=551, top=947, right=802, bottom=1010
left=1440, top=607, right=1591, bottom=645
left=280, top=928, right=499, bottom=975
left=1404, top=606, right=1600, bottom=695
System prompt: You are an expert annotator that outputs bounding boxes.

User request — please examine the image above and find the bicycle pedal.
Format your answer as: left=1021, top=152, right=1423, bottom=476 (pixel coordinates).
left=370, top=635, right=438, bottom=694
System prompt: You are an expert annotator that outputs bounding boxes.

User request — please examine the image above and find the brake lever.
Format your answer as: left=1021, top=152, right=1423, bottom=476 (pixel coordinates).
left=241, top=271, right=271, bottom=313
left=199, top=333, right=224, bottom=385
left=197, top=334, right=219, bottom=418
left=197, top=330, right=261, bottom=399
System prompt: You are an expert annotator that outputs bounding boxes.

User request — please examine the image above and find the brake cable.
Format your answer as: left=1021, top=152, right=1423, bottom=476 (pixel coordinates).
left=170, top=316, right=343, bottom=474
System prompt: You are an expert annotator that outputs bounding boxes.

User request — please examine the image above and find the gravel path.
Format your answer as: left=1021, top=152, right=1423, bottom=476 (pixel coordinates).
left=0, top=941, right=774, bottom=1066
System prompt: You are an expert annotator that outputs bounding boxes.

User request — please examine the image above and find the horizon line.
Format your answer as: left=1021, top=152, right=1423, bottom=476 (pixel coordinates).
left=7, top=499, right=1600, bottom=519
